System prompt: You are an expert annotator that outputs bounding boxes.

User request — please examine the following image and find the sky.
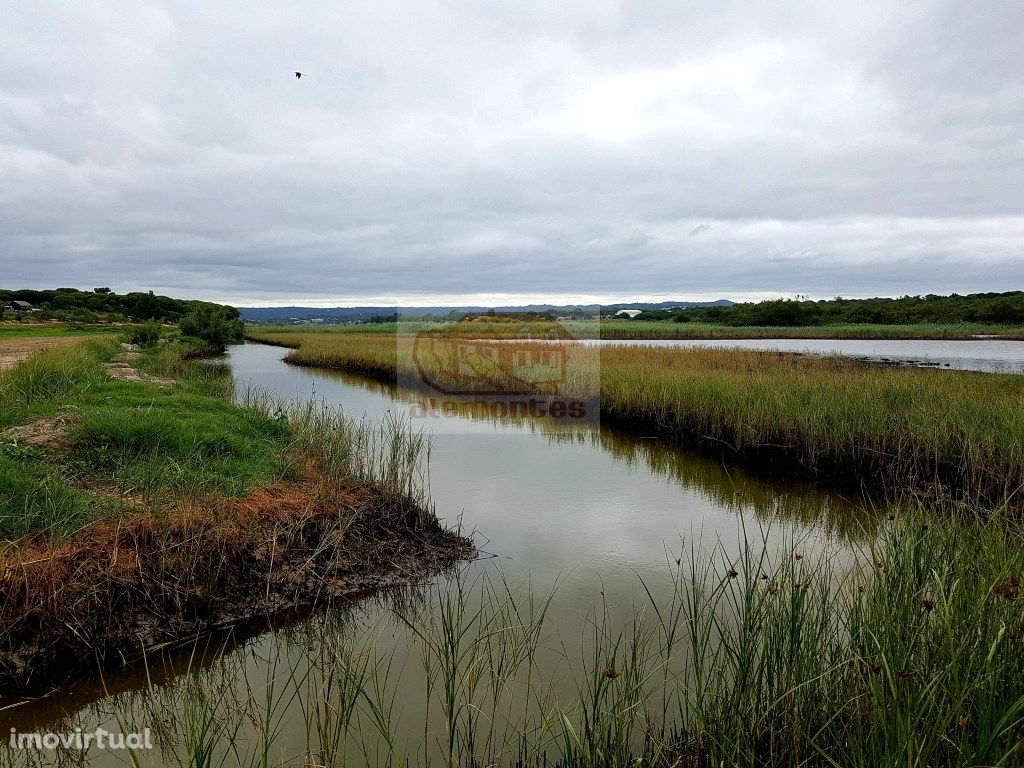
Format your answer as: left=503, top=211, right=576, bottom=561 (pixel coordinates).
left=1, top=1, right=1021, bottom=306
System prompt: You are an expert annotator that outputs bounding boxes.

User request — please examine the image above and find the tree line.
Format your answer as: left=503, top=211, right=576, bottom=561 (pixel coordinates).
left=646, top=291, right=1024, bottom=326
left=2, top=287, right=244, bottom=348
left=1, top=287, right=240, bottom=324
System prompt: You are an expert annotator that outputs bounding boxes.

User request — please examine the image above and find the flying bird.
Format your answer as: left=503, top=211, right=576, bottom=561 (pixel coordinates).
left=294, top=71, right=303, bottom=79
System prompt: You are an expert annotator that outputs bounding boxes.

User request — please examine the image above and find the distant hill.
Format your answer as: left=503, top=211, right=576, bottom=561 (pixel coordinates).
left=239, top=300, right=734, bottom=324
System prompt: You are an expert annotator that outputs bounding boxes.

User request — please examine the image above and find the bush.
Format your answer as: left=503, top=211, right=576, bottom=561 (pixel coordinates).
left=178, top=306, right=244, bottom=350
left=125, top=322, right=162, bottom=348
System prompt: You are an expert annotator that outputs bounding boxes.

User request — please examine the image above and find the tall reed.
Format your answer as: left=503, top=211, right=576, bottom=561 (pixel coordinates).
left=245, top=331, right=1024, bottom=508
left=58, top=507, right=1022, bottom=767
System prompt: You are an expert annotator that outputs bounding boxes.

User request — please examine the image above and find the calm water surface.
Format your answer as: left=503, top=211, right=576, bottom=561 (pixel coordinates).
left=2, top=343, right=881, bottom=765
left=584, top=337, right=1024, bottom=372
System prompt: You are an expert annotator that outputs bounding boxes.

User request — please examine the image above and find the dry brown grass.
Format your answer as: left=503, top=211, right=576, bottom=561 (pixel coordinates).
left=248, top=330, right=1024, bottom=508
left=0, top=465, right=471, bottom=697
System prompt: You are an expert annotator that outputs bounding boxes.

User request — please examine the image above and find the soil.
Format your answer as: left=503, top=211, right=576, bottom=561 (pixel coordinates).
left=1, top=414, right=78, bottom=451
left=103, top=343, right=173, bottom=385
left=0, top=479, right=474, bottom=699
left=0, top=336, right=100, bottom=371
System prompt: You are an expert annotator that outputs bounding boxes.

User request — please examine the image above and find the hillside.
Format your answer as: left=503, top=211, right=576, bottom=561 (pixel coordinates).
left=1, top=288, right=240, bottom=324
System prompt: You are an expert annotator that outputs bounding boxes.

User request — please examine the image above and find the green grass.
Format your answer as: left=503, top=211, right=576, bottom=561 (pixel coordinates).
left=0, top=453, right=100, bottom=538
left=71, top=386, right=289, bottom=500
left=0, top=340, right=109, bottom=413
left=0, top=339, right=290, bottom=538
left=0, top=322, right=123, bottom=340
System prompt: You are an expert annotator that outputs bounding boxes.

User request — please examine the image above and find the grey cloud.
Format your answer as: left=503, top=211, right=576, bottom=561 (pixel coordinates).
left=1, top=1, right=1022, bottom=304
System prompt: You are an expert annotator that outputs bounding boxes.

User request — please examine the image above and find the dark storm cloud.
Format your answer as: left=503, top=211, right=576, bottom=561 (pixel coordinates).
left=1, top=1, right=1021, bottom=304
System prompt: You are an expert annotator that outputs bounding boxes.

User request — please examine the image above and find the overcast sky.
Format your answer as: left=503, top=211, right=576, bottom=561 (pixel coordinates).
left=2, top=1, right=1021, bottom=306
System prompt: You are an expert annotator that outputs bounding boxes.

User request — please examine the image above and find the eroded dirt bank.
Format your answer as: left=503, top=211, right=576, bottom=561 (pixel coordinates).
left=0, top=477, right=473, bottom=699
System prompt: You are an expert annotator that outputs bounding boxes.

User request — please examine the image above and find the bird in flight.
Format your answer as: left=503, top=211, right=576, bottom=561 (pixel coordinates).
left=294, top=71, right=303, bottom=79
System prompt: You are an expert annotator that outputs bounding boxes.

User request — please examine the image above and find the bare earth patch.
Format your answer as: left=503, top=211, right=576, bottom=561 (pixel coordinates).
left=1, top=414, right=79, bottom=451
left=103, top=362, right=173, bottom=386
left=103, top=344, right=173, bottom=386
left=0, top=336, right=101, bottom=371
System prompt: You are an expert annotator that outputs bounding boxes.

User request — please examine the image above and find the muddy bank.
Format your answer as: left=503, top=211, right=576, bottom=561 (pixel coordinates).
left=0, top=479, right=474, bottom=700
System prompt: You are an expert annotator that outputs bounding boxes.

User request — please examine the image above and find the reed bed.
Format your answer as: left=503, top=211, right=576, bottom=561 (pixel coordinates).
left=42, top=507, right=1022, bottom=767
left=246, top=331, right=1024, bottom=508
left=571, top=320, right=1024, bottom=340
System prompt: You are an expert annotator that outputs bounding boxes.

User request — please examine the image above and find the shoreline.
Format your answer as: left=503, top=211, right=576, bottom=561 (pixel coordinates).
left=246, top=321, right=1024, bottom=342
left=246, top=332, right=1024, bottom=511
left=0, top=480, right=473, bottom=701
left=0, top=338, right=474, bottom=701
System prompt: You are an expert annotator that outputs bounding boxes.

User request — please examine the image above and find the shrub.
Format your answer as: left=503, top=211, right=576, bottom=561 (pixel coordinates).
left=125, top=322, right=162, bottom=348
left=178, top=306, right=244, bottom=350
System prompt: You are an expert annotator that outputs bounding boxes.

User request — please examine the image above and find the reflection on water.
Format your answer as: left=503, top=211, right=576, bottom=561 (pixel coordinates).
left=281, top=354, right=877, bottom=544
left=2, top=343, right=884, bottom=765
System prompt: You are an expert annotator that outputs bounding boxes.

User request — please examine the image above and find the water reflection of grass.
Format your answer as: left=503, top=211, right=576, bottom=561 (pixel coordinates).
left=583, top=429, right=880, bottom=541
left=62, top=509, right=1024, bottom=767
left=259, top=357, right=877, bottom=543
left=247, top=330, right=1024, bottom=510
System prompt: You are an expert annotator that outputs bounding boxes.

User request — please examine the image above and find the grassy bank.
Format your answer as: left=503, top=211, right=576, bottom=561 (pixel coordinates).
left=579, top=320, right=1024, bottom=340
left=0, top=338, right=471, bottom=696
left=247, top=330, right=1024, bottom=508
left=249, top=320, right=1024, bottom=340
left=0, top=324, right=119, bottom=372
left=82, top=508, right=1024, bottom=767
left=2, top=335, right=1019, bottom=766
left=0, top=323, right=124, bottom=341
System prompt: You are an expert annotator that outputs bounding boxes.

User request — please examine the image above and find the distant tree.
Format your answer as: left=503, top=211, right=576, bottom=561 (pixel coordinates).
left=980, top=298, right=1024, bottom=324
left=130, top=292, right=162, bottom=320
left=94, top=287, right=112, bottom=294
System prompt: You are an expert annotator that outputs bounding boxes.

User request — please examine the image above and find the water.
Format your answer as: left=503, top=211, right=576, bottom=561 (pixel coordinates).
left=582, top=337, right=1024, bottom=373
left=1, top=343, right=879, bottom=764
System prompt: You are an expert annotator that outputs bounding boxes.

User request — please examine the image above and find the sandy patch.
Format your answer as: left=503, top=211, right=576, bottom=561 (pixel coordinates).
left=0, top=336, right=102, bottom=372
left=1, top=414, right=79, bottom=450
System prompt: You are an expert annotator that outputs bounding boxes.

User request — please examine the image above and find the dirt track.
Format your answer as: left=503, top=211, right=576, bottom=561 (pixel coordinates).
left=0, top=335, right=103, bottom=371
